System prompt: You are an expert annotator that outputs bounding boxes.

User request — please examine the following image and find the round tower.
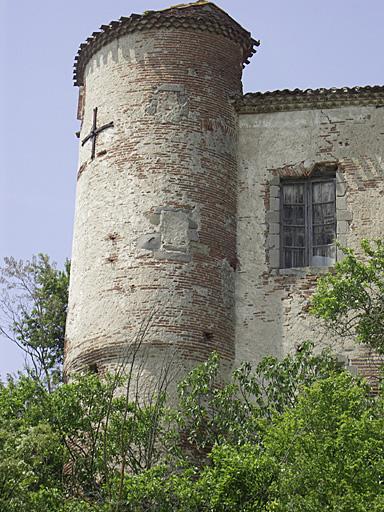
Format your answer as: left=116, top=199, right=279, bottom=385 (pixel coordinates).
left=65, top=2, right=257, bottom=382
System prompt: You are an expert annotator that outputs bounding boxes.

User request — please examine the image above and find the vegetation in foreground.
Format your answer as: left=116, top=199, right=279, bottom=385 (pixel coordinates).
left=1, top=347, right=383, bottom=511
left=0, top=240, right=383, bottom=511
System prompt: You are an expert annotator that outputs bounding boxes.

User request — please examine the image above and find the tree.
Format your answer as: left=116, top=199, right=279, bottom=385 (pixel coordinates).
left=1, top=244, right=383, bottom=511
left=176, top=342, right=341, bottom=461
left=0, top=254, right=70, bottom=390
left=0, top=375, right=64, bottom=512
left=104, top=370, right=384, bottom=512
left=0, top=368, right=176, bottom=512
left=311, top=239, right=384, bottom=354
left=263, top=373, right=384, bottom=512
left=0, top=344, right=382, bottom=511
left=190, top=373, right=383, bottom=512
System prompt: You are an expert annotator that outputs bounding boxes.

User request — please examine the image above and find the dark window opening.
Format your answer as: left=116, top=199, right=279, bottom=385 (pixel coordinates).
left=280, top=174, right=336, bottom=268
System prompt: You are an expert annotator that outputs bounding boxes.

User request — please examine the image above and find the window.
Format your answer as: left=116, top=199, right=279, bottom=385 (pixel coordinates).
left=280, top=175, right=336, bottom=268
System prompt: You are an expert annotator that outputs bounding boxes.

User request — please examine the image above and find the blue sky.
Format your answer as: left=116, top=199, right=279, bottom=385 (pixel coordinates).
left=0, top=0, right=383, bottom=377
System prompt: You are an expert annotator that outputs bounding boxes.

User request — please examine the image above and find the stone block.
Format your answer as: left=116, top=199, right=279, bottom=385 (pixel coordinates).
left=266, top=211, right=280, bottom=223
left=136, top=233, right=161, bottom=251
left=337, top=234, right=348, bottom=246
left=155, top=83, right=185, bottom=93
left=268, top=234, right=279, bottom=249
left=154, top=251, right=191, bottom=262
left=190, top=241, right=209, bottom=255
left=269, top=222, right=280, bottom=235
left=269, top=249, right=280, bottom=268
left=337, top=220, right=350, bottom=234
left=160, top=210, right=190, bottom=252
left=188, top=218, right=198, bottom=229
left=269, top=185, right=280, bottom=198
left=336, top=175, right=347, bottom=196
left=336, top=196, right=348, bottom=210
left=145, top=212, right=160, bottom=225
left=269, top=176, right=280, bottom=186
left=269, top=196, right=280, bottom=210
left=188, top=229, right=199, bottom=241
left=337, top=210, right=353, bottom=221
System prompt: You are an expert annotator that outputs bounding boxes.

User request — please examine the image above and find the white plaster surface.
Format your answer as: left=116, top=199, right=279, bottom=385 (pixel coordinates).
left=236, top=105, right=384, bottom=367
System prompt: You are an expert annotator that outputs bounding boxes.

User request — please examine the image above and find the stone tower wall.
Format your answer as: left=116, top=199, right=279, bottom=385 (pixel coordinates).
left=65, top=11, right=252, bottom=380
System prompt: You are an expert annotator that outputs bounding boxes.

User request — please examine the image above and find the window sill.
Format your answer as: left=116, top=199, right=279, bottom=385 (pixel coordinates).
left=274, top=266, right=334, bottom=277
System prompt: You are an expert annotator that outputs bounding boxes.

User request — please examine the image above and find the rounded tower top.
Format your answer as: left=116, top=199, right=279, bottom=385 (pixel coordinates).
left=73, top=1, right=259, bottom=86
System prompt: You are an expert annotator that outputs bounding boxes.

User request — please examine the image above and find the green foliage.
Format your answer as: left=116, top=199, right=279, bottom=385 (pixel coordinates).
left=0, top=369, right=174, bottom=511
left=176, top=373, right=382, bottom=512
left=196, top=444, right=275, bottom=512
left=0, top=376, right=63, bottom=512
left=311, top=239, right=384, bottom=353
left=0, top=254, right=70, bottom=389
left=49, top=371, right=172, bottom=501
left=177, top=342, right=341, bottom=458
left=107, top=373, right=383, bottom=512
left=265, top=373, right=384, bottom=512
left=0, top=347, right=382, bottom=511
left=109, top=465, right=198, bottom=512
left=1, top=240, right=383, bottom=512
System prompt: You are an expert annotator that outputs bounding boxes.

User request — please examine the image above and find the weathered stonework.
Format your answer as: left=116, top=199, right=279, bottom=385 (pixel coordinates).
left=66, top=2, right=384, bottom=391
left=236, top=105, right=384, bottom=389
left=65, top=3, right=256, bottom=383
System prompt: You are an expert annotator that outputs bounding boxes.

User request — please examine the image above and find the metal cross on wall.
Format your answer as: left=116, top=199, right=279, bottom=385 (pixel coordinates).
left=81, top=107, right=114, bottom=160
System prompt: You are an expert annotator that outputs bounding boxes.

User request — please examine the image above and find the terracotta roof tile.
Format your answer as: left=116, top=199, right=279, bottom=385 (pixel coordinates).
left=73, top=2, right=258, bottom=86
left=237, top=85, right=384, bottom=113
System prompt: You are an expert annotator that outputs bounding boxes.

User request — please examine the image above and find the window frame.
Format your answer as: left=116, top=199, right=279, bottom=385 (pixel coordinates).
left=279, top=175, right=337, bottom=269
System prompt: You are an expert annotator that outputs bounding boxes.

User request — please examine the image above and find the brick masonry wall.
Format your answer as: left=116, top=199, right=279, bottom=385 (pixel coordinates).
left=65, top=28, right=245, bottom=382
left=236, top=106, right=384, bottom=385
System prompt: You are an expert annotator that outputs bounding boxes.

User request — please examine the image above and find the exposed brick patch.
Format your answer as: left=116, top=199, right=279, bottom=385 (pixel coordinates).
left=350, top=353, right=383, bottom=394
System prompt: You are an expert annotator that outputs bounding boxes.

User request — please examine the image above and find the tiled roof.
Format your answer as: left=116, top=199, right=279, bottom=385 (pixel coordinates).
left=73, top=2, right=258, bottom=86
left=236, top=85, right=384, bottom=114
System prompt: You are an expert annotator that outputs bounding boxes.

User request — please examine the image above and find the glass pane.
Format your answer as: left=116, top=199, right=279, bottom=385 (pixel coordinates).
left=283, top=205, right=305, bottom=225
left=313, top=204, right=323, bottom=223
left=311, top=179, right=336, bottom=266
left=313, top=203, right=335, bottom=225
left=312, top=181, right=335, bottom=203
left=323, top=202, right=336, bottom=223
left=283, top=184, right=304, bottom=204
left=312, top=182, right=322, bottom=203
left=294, top=227, right=305, bottom=247
left=311, top=245, right=336, bottom=267
left=282, top=182, right=306, bottom=268
left=313, top=224, right=336, bottom=246
left=313, top=226, right=322, bottom=246
left=293, top=250, right=305, bottom=267
left=284, top=250, right=292, bottom=268
left=283, top=227, right=305, bottom=247
left=295, top=206, right=305, bottom=225
left=283, top=205, right=293, bottom=224
left=283, top=230, right=293, bottom=247
left=284, top=249, right=305, bottom=268
left=322, top=181, right=335, bottom=202
left=323, top=224, right=336, bottom=245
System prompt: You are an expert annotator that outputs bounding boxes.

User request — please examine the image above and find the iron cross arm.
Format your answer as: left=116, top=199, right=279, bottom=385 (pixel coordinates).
left=81, top=107, right=114, bottom=160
